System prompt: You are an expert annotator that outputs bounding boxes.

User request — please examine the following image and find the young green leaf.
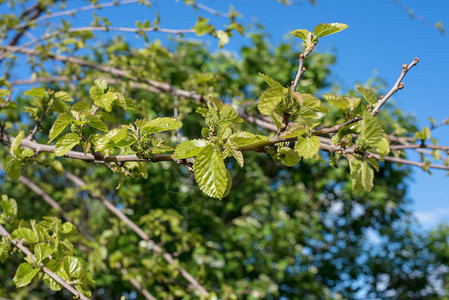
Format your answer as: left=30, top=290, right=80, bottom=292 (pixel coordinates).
left=313, top=23, right=348, bottom=38
left=193, top=145, right=228, bottom=199
left=43, top=273, right=62, bottom=291
left=11, top=227, right=37, bottom=243
left=174, top=139, right=210, bottom=159
left=322, top=94, right=350, bottom=110
left=258, top=86, right=284, bottom=115
left=49, top=113, right=71, bottom=143
left=34, top=243, right=54, bottom=264
left=295, top=136, right=320, bottom=159
left=86, top=115, right=108, bottom=132
left=63, top=256, right=83, bottom=279
left=290, top=29, right=310, bottom=41
left=279, top=147, right=301, bottom=167
left=54, top=91, right=73, bottom=102
left=361, top=161, right=374, bottom=192
left=258, top=73, right=283, bottom=89
left=13, top=263, right=40, bottom=288
left=279, top=123, right=306, bottom=139
left=356, top=87, right=378, bottom=105
left=55, top=133, right=80, bottom=156
left=89, top=86, right=116, bottom=112
left=10, top=130, right=24, bottom=156
left=3, top=156, right=21, bottom=180
left=1, top=196, right=17, bottom=219
left=220, top=105, right=243, bottom=124
left=61, top=222, right=77, bottom=234
left=229, top=131, right=268, bottom=147
left=225, top=140, right=244, bottom=168
left=0, top=89, right=9, bottom=97
left=348, top=156, right=364, bottom=195
left=193, top=17, right=214, bottom=36
left=24, top=87, right=45, bottom=98
left=216, top=30, right=230, bottom=48
left=359, top=111, right=384, bottom=146
left=141, top=117, right=182, bottom=134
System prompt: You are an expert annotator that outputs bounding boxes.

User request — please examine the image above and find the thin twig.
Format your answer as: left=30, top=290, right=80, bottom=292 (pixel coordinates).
left=371, top=58, right=419, bottom=116
left=194, top=3, right=230, bottom=18
left=0, top=224, right=90, bottom=300
left=15, top=0, right=141, bottom=29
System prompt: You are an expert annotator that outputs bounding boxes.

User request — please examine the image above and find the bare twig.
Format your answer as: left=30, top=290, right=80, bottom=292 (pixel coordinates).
left=15, top=0, right=141, bottom=29
left=371, top=58, right=419, bottom=116
left=194, top=3, right=230, bottom=18
left=1, top=46, right=204, bottom=103
left=0, top=224, right=90, bottom=300
left=65, top=172, right=209, bottom=297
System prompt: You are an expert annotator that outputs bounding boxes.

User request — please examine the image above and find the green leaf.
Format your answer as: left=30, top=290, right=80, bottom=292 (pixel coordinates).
left=193, top=17, right=214, bottom=36
left=348, top=156, right=364, bottom=195
left=55, top=133, right=80, bottom=156
left=12, top=227, right=37, bottom=243
left=49, top=113, right=71, bottom=143
left=24, top=87, right=45, bottom=98
left=89, top=86, right=116, bottom=112
left=220, top=105, right=243, bottom=124
left=225, top=140, right=244, bottom=168
left=229, top=131, right=268, bottom=147
left=313, top=23, right=348, bottom=38
left=356, top=87, right=377, bottom=105
left=34, top=243, right=54, bottom=264
left=279, top=147, right=301, bottom=167
left=174, top=139, right=210, bottom=159
left=0, top=89, right=9, bottom=97
left=359, top=111, right=384, bottom=146
left=54, top=91, right=73, bottom=102
left=94, top=79, right=108, bottom=92
left=216, top=30, right=230, bottom=48
left=361, top=161, right=374, bottom=192
left=295, top=136, right=320, bottom=159
left=61, top=222, right=77, bottom=235
left=43, top=273, right=62, bottom=291
left=290, top=29, right=310, bottom=40
left=95, top=127, right=128, bottom=151
left=258, top=86, right=284, bottom=115
left=1, top=196, right=17, bottom=218
left=258, top=73, right=283, bottom=89
left=322, top=94, right=350, bottom=110
left=86, top=115, right=108, bottom=132
left=141, top=117, right=182, bottom=134
left=374, top=137, right=390, bottom=157
left=279, top=123, right=306, bottom=139
left=10, top=130, right=24, bottom=156
left=193, top=145, right=228, bottom=199
left=3, top=156, right=21, bottom=180
left=63, top=256, right=83, bottom=279
left=13, top=263, right=40, bottom=288
left=414, top=126, right=431, bottom=140
left=345, top=97, right=362, bottom=109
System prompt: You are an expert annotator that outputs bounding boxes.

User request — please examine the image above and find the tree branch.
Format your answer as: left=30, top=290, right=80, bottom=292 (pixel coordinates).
left=0, top=224, right=90, bottom=300
left=15, top=0, right=142, bottom=29
left=65, top=172, right=210, bottom=297
left=1, top=168, right=158, bottom=300
left=371, top=58, right=419, bottom=116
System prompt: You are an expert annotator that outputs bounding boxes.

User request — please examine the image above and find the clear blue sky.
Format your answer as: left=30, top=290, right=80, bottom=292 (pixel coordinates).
left=5, top=0, right=449, bottom=228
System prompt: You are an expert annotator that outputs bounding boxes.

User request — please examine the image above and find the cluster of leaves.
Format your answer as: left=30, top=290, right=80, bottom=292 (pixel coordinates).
left=0, top=195, right=94, bottom=297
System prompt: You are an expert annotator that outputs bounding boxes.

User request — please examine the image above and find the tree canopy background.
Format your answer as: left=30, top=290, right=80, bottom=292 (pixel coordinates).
left=0, top=1, right=448, bottom=299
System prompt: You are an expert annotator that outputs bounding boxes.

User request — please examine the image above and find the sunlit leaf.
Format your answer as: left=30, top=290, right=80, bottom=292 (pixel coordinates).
left=193, top=145, right=228, bottom=199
